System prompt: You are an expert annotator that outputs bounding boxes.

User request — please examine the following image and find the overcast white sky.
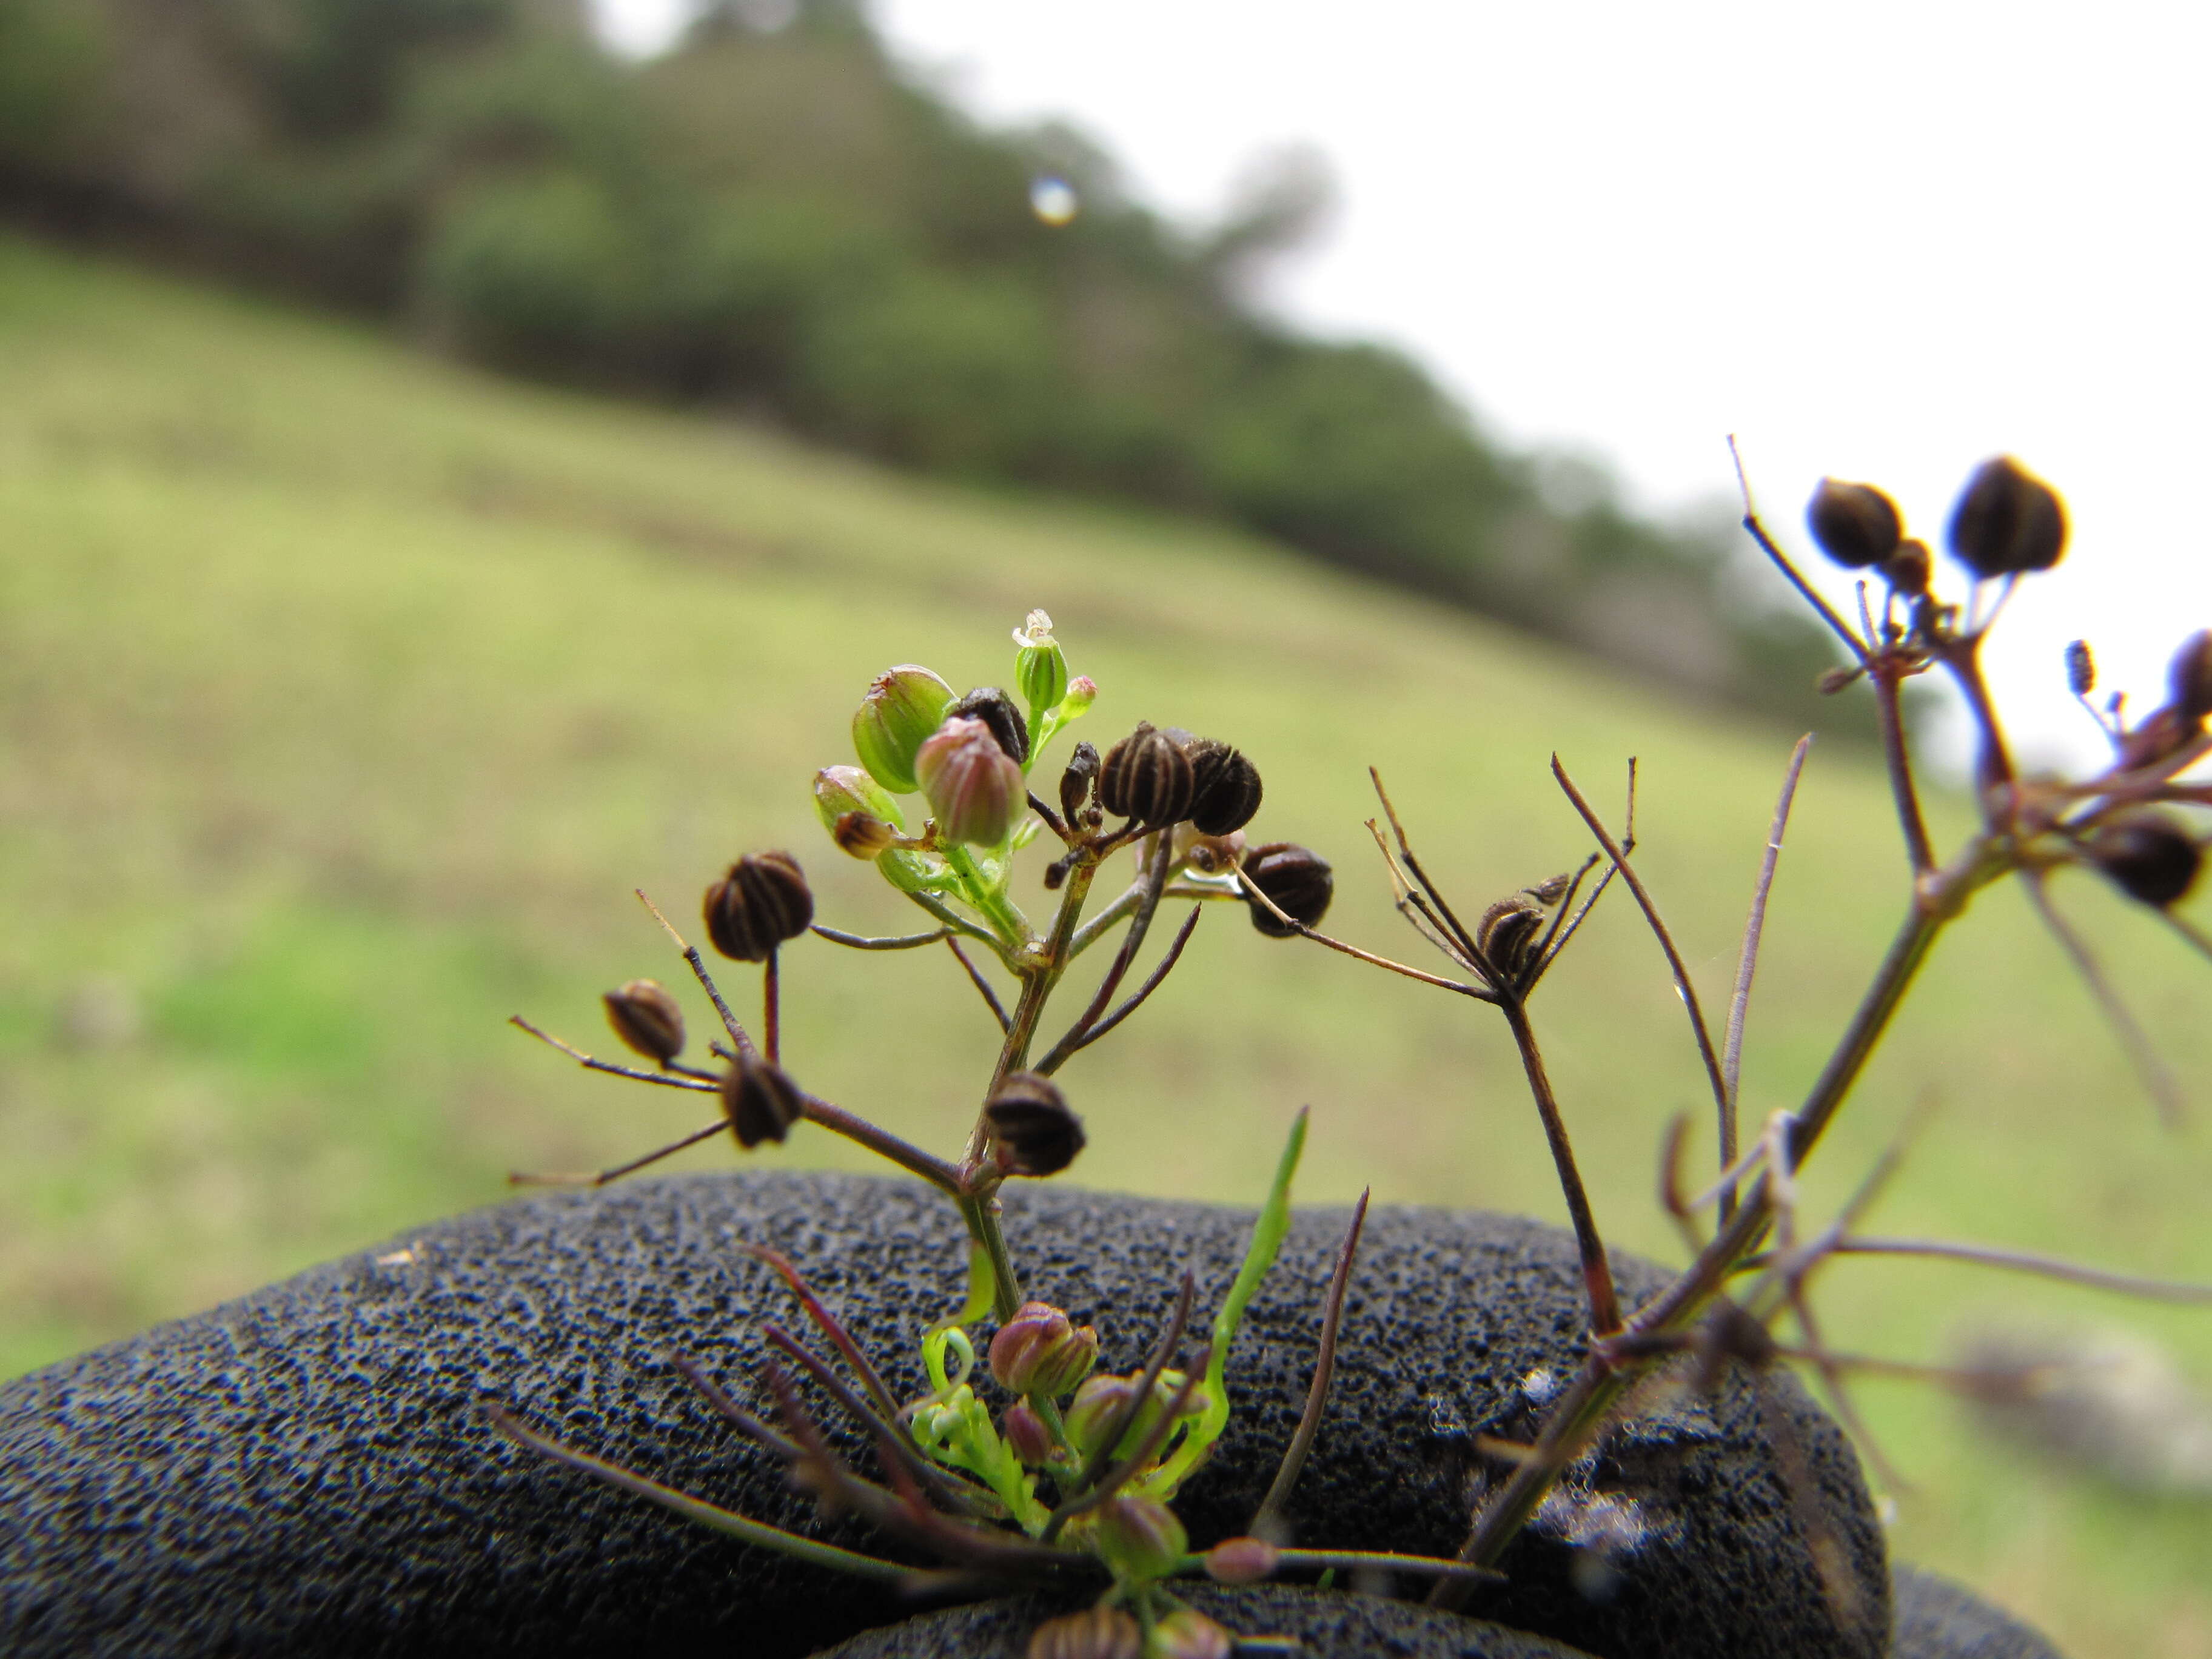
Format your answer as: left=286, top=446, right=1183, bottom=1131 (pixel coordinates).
left=594, top=1, right=2212, bottom=765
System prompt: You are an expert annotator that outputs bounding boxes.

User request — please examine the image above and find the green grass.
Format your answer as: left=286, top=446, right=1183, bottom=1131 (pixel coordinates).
left=2, top=233, right=2208, bottom=1657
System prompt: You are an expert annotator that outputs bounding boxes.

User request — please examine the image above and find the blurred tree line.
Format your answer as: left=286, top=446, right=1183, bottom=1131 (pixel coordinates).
left=0, top=0, right=1852, bottom=726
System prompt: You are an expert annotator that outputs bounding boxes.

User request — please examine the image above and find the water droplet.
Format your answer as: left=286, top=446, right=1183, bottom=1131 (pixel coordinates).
left=1029, top=175, right=1079, bottom=227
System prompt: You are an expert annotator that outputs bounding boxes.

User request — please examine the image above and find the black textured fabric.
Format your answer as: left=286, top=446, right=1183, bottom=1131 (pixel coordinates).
left=817, top=1581, right=1600, bottom=1657
left=0, top=1171, right=1887, bottom=1658
left=1891, top=1566, right=2068, bottom=1659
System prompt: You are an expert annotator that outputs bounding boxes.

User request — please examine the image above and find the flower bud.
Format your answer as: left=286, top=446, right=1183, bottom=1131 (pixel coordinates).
left=2167, top=628, right=2212, bottom=726
left=1242, top=842, right=1333, bottom=937
left=814, top=765, right=905, bottom=834
left=1151, top=1608, right=1233, bottom=1659
left=1059, top=742, right=1101, bottom=824
left=601, top=979, right=685, bottom=1065
left=1184, top=738, right=1264, bottom=836
left=852, top=665, right=954, bottom=793
left=1204, top=1536, right=1281, bottom=1584
left=719, top=1051, right=806, bottom=1147
left=1013, top=609, right=1070, bottom=716
left=916, top=716, right=1027, bottom=846
left=1098, top=722, right=1195, bottom=826
left=984, top=1071, right=1087, bottom=1177
left=988, top=1300, right=1099, bottom=1398
left=1806, top=477, right=1903, bottom=569
left=1059, top=676, right=1097, bottom=719
left=1090, top=1492, right=1187, bottom=1583
left=830, top=811, right=896, bottom=859
left=2086, top=814, right=2202, bottom=909
left=947, top=686, right=1031, bottom=765
left=1948, top=456, right=2067, bottom=579
left=1064, top=1368, right=1206, bottom=1461
left=1025, top=1607, right=1141, bottom=1659
left=703, top=852, right=814, bottom=962
left=1476, top=895, right=1546, bottom=980
left=1000, top=1399, right=1055, bottom=1467
left=1880, top=537, right=1931, bottom=597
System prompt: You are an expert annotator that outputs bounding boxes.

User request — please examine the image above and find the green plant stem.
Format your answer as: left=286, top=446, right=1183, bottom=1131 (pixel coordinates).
left=1432, top=880, right=1968, bottom=1607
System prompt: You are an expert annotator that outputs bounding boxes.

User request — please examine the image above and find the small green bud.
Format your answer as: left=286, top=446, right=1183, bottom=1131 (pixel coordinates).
left=916, top=716, right=1027, bottom=846
left=1150, top=1607, right=1233, bottom=1659
left=989, top=1301, right=1098, bottom=1397
left=1013, top=609, right=1070, bottom=716
left=1059, top=675, right=1097, bottom=719
left=1806, top=477, right=1903, bottom=569
left=1089, top=1492, right=1187, bottom=1584
left=1948, top=456, right=2067, bottom=579
left=1064, top=1368, right=1207, bottom=1461
left=1025, top=1607, right=1141, bottom=1659
left=1000, top=1399, right=1054, bottom=1467
left=1204, top=1536, right=1281, bottom=1584
left=814, top=766, right=905, bottom=834
left=602, top=979, right=685, bottom=1065
left=719, top=1051, right=806, bottom=1147
left=703, top=852, right=814, bottom=962
left=852, top=665, right=954, bottom=793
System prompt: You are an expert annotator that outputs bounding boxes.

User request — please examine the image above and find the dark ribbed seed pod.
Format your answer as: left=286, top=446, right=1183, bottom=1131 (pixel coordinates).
left=1880, top=537, right=1932, bottom=597
left=1184, top=739, right=1264, bottom=836
left=1476, top=896, right=1546, bottom=980
left=719, top=1051, right=806, bottom=1148
left=2166, top=628, right=2212, bottom=725
left=1806, top=477, right=1904, bottom=569
left=1242, top=842, right=1333, bottom=937
left=1948, top=455, right=2068, bottom=578
left=983, top=1071, right=1087, bottom=1178
left=2086, top=815, right=2202, bottom=909
left=1059, top=740, right=1101, bottom=825
left=830, top=811, right=895, bottom=859
left=601, top=979, right=685, bottom=1065
left=945, top=686, right=1030, bottom=765
left=1098, top=723, right=1195, bottom=827
left=703, top=851, right=814, bottom=963
left=2065, top=638, right=2096, bottom=699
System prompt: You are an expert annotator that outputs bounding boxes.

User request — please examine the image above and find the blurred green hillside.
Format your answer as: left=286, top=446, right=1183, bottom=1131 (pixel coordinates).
left=0, top=0, right=1848, bottom=728
left=1, top=238, right=2210, bottom=1657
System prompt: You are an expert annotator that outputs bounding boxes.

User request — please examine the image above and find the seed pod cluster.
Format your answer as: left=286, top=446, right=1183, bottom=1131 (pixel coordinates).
left=719, top=1051, right=806, bottom=1147
left=2086, top=814, right=2202, bottom=909
left=945, top=685, right=1030, bottom=765
left=1806, top=477, right=1903, bottom=569
left=1476, top=895, right=1546, bottom=981
left=601, top=979, right=685, bottom=1065
left=984, top=1071, right=1087, bottom=1177
left=1949, top=455, right=2067, bottom=579
left=987, top=1299, right=1099, bottom=1396
left=703, top=852, right=814, bottom=962
left=1098, top=722, right=1194, bottom=826
left=1241, top=842, right=1333, bottom=937
left=1184, top=738, right=1263, bottom=835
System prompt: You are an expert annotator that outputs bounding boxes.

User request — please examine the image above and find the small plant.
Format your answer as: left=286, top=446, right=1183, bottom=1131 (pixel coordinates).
left=491, top=446, right=2212, bottom=1658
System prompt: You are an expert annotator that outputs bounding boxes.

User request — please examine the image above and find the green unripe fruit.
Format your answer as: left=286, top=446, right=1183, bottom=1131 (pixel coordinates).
left=852, top=665, right=954, bottom=793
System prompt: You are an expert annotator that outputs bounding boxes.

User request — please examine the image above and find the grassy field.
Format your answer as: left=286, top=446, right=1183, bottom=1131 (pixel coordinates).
left=1, top=233, right=2207, bottom=1655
